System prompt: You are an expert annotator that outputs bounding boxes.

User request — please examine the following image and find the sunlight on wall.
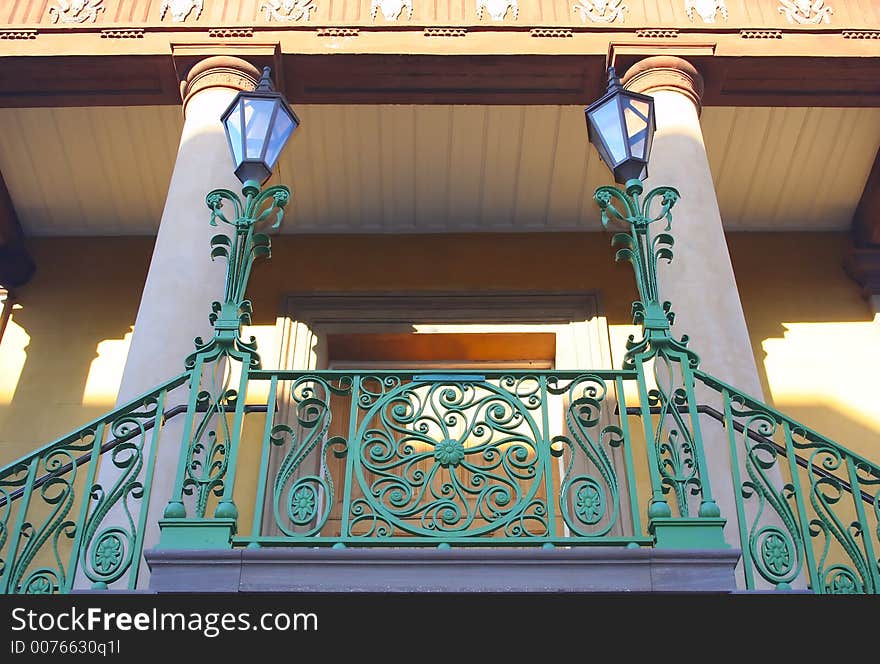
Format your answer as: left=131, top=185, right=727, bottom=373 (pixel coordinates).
left=0, top=307, right=29, bottom=405
left=82, top=328, right=133, bottom=407
left=762, top=316, right=880, bottom=438
left=239, top=323, right=282, bottom=402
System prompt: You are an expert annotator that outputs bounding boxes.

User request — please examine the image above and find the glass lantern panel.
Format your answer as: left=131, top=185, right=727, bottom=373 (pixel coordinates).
left=623, top=98, right=650, bottom=160
left=264, top=109, right=297, bottom=170
left=590, top=98, right=627, bottom=166
left=224, top=101, right=244, bottom=166
left=243, top=97, right=278, bottom=160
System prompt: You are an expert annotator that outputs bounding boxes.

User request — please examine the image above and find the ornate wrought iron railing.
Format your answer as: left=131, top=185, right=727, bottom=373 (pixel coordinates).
left=0, top=374, right=189, bottom=594
left=1, top=177, right=878, bottom=593
left=231, top=369, right=651, bottom=547
left=2, top=363, right=878, bottom=593
left=695, top=371, right=880, bottom=594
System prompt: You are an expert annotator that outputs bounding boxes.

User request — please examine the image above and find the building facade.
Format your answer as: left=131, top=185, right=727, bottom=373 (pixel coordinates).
left=0, top=0, right=879, bottom=594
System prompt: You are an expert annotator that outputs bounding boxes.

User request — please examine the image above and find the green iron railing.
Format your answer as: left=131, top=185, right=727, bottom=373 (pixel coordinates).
left=696, top=371, right=880, bottom=594
left=226, top=369, right=651, bottom=547
left=1, top=177, right=878, bottom=593
left=0, top=374, right=188, bottom=594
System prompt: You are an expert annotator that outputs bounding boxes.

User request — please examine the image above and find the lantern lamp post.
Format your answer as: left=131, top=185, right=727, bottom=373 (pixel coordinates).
left=162, top=66, right=299, bottom=530
left=586, top=67, right=725, bottom=544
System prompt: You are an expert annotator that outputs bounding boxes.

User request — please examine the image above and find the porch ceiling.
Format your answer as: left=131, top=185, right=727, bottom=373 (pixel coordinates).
left=1, top=104, right=878, bottom=236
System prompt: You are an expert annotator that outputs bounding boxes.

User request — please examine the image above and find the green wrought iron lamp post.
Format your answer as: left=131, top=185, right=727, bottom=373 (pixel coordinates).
left=585, top=68, right=726, bottom=548
left=159, top=67, right=299, bottom=548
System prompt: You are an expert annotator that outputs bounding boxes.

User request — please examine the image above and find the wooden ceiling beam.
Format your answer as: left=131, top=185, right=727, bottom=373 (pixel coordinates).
left=0, top=53, right=879, bottom=108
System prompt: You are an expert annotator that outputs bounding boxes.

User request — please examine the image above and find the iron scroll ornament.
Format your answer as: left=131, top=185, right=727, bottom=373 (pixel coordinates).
left=593, top=179, right=697, bottom=370
left=348, top=378, right=549, bottom=538
left=594, top=179, right=720, bottom=521
left=164, top=183, right=290, bottom=522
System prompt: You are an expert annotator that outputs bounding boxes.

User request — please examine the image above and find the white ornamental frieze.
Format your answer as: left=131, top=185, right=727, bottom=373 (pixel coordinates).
left=477, top=0, right=518, bottom=21
left=685, top=0, right=727, bottom=23
left=778, top=0, right=833, bottom=24
left=261, top=0, right=316, bottom=21
left=48, top=0, right=104, bottom=24
left=370, top=0, right=413, bottom=21
left=159, top=0, right=204, bottom=22
left=572, top=0, right=627, bottom=23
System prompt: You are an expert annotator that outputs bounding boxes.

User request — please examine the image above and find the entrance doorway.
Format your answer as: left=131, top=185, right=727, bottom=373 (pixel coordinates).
left=256, top=292, right=633, bottom=541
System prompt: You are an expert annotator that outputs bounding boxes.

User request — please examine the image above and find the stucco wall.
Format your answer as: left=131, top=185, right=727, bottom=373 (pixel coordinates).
left=1, top=231, right=877, bottom=469
left=0, top=238, right=152, bottom=467
left=729, top=232, right=880, bottom=458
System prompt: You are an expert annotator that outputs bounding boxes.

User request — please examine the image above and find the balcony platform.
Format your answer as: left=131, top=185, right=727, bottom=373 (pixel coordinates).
left=144, top=546, right=741, bottom=593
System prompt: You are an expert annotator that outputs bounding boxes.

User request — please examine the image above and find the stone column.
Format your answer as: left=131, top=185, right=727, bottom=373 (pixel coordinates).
left=622, top=56, right=763, bottom=399
left=116, top=56, right=260, bottom=404
left=82, top=58, right=260, bottom=589
left=621, top=57, right=767, bottom=568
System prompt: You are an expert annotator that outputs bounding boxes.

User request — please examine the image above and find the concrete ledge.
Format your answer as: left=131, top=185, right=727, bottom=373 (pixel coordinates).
left=146, top=549, right=243, bottom=593
left=145, top=547, right=741, bottom=593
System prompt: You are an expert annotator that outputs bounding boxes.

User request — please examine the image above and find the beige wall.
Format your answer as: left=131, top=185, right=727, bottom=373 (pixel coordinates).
left=1, top=231, right=877, bottom=469
left=729, top=232, right=880, bottom=459
left=0, top=238, right=152, bottom=466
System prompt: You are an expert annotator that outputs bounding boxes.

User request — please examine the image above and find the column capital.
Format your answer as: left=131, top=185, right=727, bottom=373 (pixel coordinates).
left=180, top=56, right=261, bottom=116
left=621, top=56, right=705, bottom=112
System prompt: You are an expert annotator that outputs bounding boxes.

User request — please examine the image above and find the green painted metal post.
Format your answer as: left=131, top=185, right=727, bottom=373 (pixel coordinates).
left=615, top=376, right=644, bottom=538
left=846, top=455, right=880, bottom=593
left=594, top=179, right=726, bottom=549
left=540, top=375, right=558, bottom=539
left=157, top=181, right=290, bottom=550
left=0, top=458, right=38, bottom=593
left=248, top=374, right=279, bottom=545
left=65, top=422, right=105, bottom=592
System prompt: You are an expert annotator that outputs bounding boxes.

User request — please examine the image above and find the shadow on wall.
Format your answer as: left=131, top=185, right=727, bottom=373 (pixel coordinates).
left=728, top=232, right=880, bottom=459
left=246, top=232, right=640, bottom=327
left=0, top=238, right=152, bottom=467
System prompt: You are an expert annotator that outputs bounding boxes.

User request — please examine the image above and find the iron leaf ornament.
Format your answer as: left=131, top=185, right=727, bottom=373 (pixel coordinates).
left=594, top=179, right=698, bottom=370
left=184, top=183, right=290, bottom=371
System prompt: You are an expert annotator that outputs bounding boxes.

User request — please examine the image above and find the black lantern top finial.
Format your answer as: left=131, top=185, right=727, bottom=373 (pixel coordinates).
left=256, top=67, right=273, bottom=93
left=606, top=66, right=622, bottom=93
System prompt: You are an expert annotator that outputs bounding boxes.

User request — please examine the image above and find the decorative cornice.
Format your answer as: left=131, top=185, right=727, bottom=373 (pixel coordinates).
left=208, top=27, right=254, bottom=38
left=622, top=55, right=704, bottom=111
left=160, top=0, right=204, bottom=23
left=635, top=29, right=679, bottom=39
left=100, top=28, right=145, bottom=38
left=572, top=0, right=627, bottom=23
left=370, top=0, right=413, bottom=21
left=842, top=30, right=880, bottom=40
left=0, top=29, right=37, bottom=40
left=740, top=29, right=782, bottom=39
left=261, top=0, right=316, bottom=21
left=423, top=27, right=467, bottom=37
left=476, top=0, right=518, bottom=21
left=316, top=27, right=359, bottom=37
left=48, top=0, right=104, bottom=24
left=529, top=28, right=572, bottom=38
left=0, top=0, right=877, bottom=32
left=685, top=0, right=728, bottom=23
left=181, top=56, right=261, bottom=115
left=778, top=0, right=833, bottom=25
